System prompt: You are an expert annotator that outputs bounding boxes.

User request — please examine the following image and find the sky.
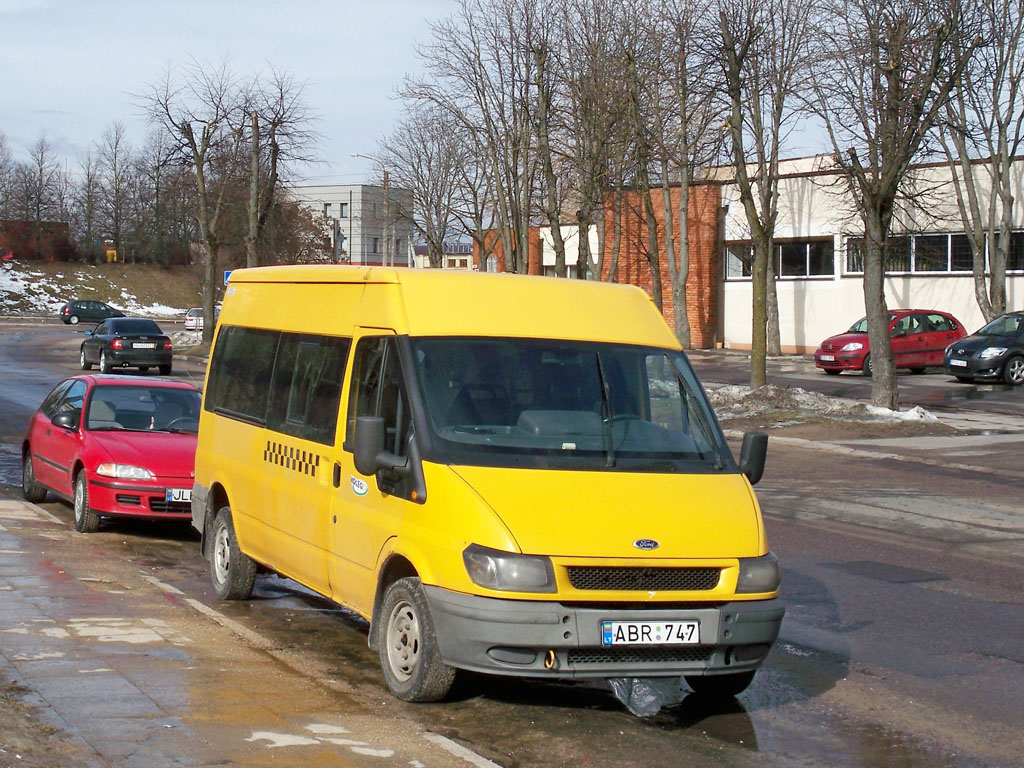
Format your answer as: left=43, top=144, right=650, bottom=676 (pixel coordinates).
left=0, top=0, right=455, bottom=185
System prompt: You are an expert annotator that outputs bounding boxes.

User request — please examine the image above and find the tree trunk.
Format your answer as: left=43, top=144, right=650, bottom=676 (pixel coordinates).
left=863, top=217, right=897, bottom=409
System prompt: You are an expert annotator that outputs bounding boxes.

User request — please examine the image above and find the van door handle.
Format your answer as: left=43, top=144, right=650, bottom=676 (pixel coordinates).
left=333, top=463, right=341, bottom=488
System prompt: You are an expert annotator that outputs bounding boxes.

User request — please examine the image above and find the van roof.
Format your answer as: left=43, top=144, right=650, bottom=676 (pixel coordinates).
left=228, top=265, right=680, bottom=348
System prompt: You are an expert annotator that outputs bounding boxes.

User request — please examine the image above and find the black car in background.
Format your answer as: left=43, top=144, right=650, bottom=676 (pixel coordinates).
left=60, top=300, right=124, bottom=325
left=945, top=311, right=1024, bottom=385
left=80, top=317, right=174, bottom=375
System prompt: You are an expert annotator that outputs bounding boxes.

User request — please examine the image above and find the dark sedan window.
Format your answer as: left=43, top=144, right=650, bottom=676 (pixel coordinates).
left=110, top=319, right=161, bottom=334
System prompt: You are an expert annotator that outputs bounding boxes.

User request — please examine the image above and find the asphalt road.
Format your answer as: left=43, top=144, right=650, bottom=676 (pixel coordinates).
left=1, top=320, right=1023, bottom=767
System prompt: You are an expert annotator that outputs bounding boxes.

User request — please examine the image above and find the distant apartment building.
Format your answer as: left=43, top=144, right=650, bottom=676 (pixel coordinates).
left=411, top=242, right=477, bottom=270
left=290, top=184, right=415, bottom=267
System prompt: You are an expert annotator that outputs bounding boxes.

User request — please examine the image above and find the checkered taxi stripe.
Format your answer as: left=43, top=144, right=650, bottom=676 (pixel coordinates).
left=264, top=440, right=321, bottom=478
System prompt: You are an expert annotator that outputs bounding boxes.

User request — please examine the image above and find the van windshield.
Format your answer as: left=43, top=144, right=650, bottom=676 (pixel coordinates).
left=410, top=337, right=730, bottom=472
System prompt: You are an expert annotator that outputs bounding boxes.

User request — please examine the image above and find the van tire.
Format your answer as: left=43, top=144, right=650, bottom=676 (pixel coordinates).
left=379, top=577, right=455, bottom=702
left=210, top=507, right=256, bottom=600
left=685, top=670, right=756, bottom=699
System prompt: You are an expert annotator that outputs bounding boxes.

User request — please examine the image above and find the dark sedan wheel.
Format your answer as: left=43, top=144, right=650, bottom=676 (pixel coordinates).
left=158, top=363, right=172, bottom=376
left=22, top=453, right=47, bottom=503
left=69, top=315, right=80, bottom=325
left=73, top=472, right=100, bottom=533
left=1003, top=355, right=1024, bottom=385
left=80, top=348, right=92, bottom=371
left=99, top=350, right=113, bottom=374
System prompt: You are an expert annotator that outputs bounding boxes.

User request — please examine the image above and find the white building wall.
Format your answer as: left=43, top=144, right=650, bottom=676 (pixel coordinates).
left=720, top=159, right=1024, bottom=352
left=539, top=226, right=601, bottom=274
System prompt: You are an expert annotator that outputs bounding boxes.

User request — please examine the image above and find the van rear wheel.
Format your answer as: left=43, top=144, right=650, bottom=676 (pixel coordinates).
left=210, top=507, right=256, bottom=600
left=379, top=577, right=455, bottom=702
left=685, top=670, right=756, bottom=699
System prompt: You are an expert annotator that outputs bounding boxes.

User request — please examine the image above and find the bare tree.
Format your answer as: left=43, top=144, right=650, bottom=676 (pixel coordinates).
left=559, top=0, right=631, bottom=281
left=0, top=131, right=13, bottom=222
left=74, top=150, right=102, bottom=263
left=408, top=0, right=541, bottom=273
left=718, top=0, right=813, bottom=387
left=140, top=58, right=247, bottom=342
left=98, top=122, right=135, bottom=262
left=811, top=0, right=979, bottom=408
left=16, top=136, right=62, bottom=259
left=244, top=69, right=317, bottom=268
left=379, top=104, right=466, bottom=268
left=653, top=0, right=723, bottom=347
left=940, top=0, right=1024, bottom=321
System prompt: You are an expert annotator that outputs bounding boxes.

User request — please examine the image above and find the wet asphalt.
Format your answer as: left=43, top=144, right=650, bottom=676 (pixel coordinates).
left=1, top=319, right=1023, bottom=767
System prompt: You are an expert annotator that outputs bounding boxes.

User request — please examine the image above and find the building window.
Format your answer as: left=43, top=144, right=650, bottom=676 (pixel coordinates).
left=486, top=255, right=498, bottom=273
left=372, top=237, right=380, bottom=254
left=339, top=203, right=348, bottom=218
left=323, top=203, right=331, bottom=218
left=725, top=240, right=832, bottom=279
left=725, top=244, right=752, bottom=278
left=846, top=233, right=979, bottom=274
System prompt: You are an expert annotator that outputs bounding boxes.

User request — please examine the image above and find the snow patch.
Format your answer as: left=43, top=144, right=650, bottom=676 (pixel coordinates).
left=708, top=384, right=937, bottom=423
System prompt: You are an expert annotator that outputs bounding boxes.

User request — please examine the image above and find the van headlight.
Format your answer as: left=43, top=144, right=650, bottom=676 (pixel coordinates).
left=736, top=553, right=780, bottom=593
left=463, top=544, right=556, bottom=593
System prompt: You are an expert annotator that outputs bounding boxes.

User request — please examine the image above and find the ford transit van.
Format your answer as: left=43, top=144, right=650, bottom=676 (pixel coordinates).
left=191, top=266, right=783, bottom=702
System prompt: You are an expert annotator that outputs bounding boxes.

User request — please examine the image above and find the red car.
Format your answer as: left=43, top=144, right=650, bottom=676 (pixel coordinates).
left=814, top=309, right=967, bottom=376
left=21, top=375, right=201, bottom=533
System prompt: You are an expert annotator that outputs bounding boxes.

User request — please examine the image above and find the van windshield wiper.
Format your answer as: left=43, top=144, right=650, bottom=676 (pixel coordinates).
left=595, top=352, right=615, bottom=468
left=666, top=354, right=724, bottom=471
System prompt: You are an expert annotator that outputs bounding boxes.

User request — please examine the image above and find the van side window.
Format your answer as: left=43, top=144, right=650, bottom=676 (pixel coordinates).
left=204, top=325, right=280, bottom=424
left=267, top=333, right=351, bottom=445
left=347, top=337, right=411, bottom=458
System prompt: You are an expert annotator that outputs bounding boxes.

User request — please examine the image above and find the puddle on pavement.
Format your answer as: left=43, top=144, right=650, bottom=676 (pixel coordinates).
left=0, top=442, right=22, bottom=491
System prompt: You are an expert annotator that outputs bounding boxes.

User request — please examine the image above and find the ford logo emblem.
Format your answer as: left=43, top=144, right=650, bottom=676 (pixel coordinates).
left=633, top=538, right=660, bottom=550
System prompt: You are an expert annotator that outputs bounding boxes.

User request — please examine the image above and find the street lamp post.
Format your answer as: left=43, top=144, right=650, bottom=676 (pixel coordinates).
left=351, top=153, right=392, bottom=267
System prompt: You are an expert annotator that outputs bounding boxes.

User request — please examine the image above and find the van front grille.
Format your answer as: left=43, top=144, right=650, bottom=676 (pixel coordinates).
left=569, top=646, right=711, bottom=665
left=566, top=566, right=721, bottom=592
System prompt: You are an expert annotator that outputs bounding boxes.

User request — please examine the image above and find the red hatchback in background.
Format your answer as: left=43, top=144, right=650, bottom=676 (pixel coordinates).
left=815, top=309, right=967, bottom=376
left=21, top=375, right=201, bottom=533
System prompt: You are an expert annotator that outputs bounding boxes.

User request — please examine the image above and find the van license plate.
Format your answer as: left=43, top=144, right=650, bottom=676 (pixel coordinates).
left=601, top=620, right=699, bottom=646
left=950, top=359, right=967, bottom=367
left=819, top=354, right=835, bottom=362
left=166, top=488, right=191, bottom=503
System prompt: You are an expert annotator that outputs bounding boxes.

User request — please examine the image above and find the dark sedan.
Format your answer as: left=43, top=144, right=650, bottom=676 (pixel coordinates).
left=945, top=312, right=1024, bottom=385
left=80, top=317, right=174, bottom=375
left=60, top=299, right=124, bottom=325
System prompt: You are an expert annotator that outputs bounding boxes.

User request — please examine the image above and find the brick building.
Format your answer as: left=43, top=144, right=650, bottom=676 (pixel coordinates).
left=472, top=183, right=726, bottom=349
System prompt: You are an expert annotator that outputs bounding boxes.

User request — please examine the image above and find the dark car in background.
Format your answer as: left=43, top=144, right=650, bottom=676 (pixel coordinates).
left=815, top=309, right=967, bottom=376
left=80, top=317, right=174, bottom=375
left=945, top=312, right=1024, bottom=385
left=60, top=300, right=124, bottom=325
left=21, top=375, right=201, bottom=533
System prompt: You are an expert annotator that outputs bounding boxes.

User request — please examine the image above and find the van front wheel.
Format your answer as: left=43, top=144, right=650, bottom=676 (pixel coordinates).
left=379, top=577, right=455, bottom=702
left=210, top=507, right=256, bottom=600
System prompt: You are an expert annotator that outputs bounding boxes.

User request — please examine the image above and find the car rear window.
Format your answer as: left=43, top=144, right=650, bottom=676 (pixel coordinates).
left=112, top=319, right=161, bottom=334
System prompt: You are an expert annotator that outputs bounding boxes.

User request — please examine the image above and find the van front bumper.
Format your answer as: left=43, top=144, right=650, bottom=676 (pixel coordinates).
left=424, top=586, right=784, bottom=679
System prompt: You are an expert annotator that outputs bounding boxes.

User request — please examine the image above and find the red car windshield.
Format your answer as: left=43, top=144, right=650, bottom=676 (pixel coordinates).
left=86, top=386, right=200, bottom=433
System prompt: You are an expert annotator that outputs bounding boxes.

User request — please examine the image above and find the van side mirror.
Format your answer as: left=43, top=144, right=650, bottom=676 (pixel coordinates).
left=52, top=412, right=78, bottom=431
left=739, top=431, right=768, bottom=485
left=353, top=416, right=408, bottom=476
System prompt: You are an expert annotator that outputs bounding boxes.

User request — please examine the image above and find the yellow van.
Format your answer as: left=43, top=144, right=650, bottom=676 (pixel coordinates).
left=191, top=266, right=783, bottom=703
